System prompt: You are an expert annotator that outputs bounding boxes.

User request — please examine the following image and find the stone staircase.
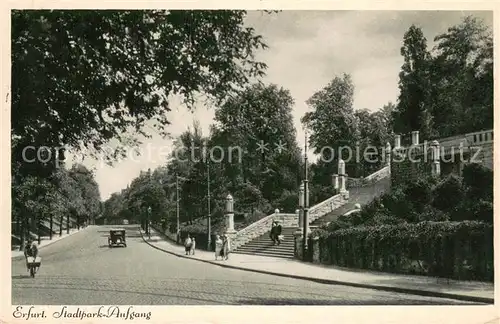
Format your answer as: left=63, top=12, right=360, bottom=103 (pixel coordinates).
left=311, top=175, right=391, bottom=226
left=233, top=227, right=296, bottom=259
left=232, top=166, right=392, bottom=259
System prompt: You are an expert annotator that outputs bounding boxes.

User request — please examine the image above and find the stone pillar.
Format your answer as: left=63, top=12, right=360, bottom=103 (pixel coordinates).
left=385, top=142, right=392, bottom=166
left=431, top=140, right=441, bottom=177
left=338, top=159, right=347, bottom=193
left=411, top=131, right=420, bottom=146
left=225, top=194, right=236, bottom=234
left=332, top=174, right=339, bottom=193
left=394, top=134, right=401, bottom=149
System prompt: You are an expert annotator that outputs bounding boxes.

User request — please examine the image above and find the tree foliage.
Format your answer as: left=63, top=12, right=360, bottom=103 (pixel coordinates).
left=12, top=10, right=271, bottom=165
left=393, top=16, right=493, bottom=139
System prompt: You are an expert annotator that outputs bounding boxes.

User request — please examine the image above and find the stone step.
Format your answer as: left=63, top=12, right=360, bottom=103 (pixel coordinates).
left=242, top=242, right=294, bottom=248
left=232, top=250, right=295, bottom=259
left=243, top=239, right=294, bottom=245
left=237, top=245, right=294, bottom=252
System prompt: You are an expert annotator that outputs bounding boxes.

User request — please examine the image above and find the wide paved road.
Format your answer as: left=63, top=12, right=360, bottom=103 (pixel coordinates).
left=12, top=225, right=476, bottom=305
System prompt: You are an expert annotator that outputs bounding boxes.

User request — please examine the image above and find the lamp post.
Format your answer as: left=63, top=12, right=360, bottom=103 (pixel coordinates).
left=147, top=206, right=152, bottom=238
left=302, top=128, right=310, bottom=257
left=176, top=175, right=180, bottom=243
left=207, top=159, right=212, bottom=251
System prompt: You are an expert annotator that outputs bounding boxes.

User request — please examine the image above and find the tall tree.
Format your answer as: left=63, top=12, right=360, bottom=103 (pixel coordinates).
left=302, top=74, right=358, bottom=175
left=393, top=25, right=433, bottom=140
left=214, top=83, right=302, bottom=202
left=429, top=16, right=493, bottom=137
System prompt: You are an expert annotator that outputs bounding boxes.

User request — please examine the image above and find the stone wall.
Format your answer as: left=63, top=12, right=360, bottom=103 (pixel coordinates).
left=391, top=144, right=432, bottom=187
left=390, top=129, right=493, bottom=187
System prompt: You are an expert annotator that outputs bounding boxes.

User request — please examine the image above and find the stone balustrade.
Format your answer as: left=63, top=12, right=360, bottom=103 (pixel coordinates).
left=308, top=192, right=349, bottom=223
left=362, top=165, right=390, bottom=184
left=344, top=166, right=391, bottom=189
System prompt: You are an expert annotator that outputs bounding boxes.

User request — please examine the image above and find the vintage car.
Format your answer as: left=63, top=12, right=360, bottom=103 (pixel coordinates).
left=108, top=228, right=127, bottom=247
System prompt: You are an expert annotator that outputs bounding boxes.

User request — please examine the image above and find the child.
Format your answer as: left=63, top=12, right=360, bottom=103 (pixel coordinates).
left=184, top=235, right=192, bottom=255
left=190, top=238, right=196, bottom=255
left=214, top=235, right=223, bottom=260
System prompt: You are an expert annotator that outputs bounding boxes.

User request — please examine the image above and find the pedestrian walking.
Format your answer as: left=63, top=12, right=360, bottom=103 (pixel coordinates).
left=184, top=234, right=192, bottom=255
left=269, top=221, right=276, bottom=244
left=274, top=221, right=283, bottom=245
left=190, top=237, right=196, bottom=255
left=221, top=235, right=231, bottom=260
left=214, top=235, right=223, bottom=260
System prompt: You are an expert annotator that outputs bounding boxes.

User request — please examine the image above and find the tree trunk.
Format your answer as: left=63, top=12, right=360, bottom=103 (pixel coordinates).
left=49, top=213, right=53, bottom=240
left=66, top=213, right=70, bottom=234
left=59, top=214, right=63, bottom=237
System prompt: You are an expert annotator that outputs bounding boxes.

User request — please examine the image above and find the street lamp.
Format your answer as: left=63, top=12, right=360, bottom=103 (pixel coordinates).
left=302, top=127, right=310, bottom=257
left=207, top=158, right=212, bottom=251
left=147, top=206, right=152, bottom=238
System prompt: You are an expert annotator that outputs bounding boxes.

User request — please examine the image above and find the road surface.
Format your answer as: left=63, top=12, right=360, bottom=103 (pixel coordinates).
left=12, top=225, right=477, bottom=305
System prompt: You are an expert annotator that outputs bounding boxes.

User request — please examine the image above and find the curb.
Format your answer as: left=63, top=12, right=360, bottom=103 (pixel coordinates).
left=11, top=226, right=92, bottom=260
left=139, top=229, right=493, bottom=304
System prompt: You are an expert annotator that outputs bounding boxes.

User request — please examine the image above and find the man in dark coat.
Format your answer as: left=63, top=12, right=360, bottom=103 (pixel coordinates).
left=274, top=221, right=282, bottom=245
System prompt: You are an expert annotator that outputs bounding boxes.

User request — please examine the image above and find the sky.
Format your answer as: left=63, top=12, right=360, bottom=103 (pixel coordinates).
left=68, top=10, right=493, bottom=201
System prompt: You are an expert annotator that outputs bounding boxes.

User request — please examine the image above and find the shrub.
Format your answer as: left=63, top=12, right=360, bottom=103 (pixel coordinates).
left=381, top=187, right=412, bottom=220
left=462, top=163, right=493, bottom=200
left=275, top=190, right=299, bottom=213
left=432, top=175, right=465, bottom=214
left=403, top=178, right=433, bottom=214
left=454, top=200, right=493, bottom=223
left=311, top=221, right=493, bottom=281
left=419, top=206, right=449, bottom=222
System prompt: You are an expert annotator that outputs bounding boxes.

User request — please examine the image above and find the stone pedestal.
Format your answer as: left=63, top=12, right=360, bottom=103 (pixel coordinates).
left=432, top=161, right=441, bottom=177
left=295, top=209, right=303, bottom=235
left=225, top=212, right=236, bottom=234
left=338, top=160, right=347, bottom=193
left=332, top=174, right=339, bottom=193
left=385, top=142, right=392, bottom=166
left=394, top=134, right=401, bottom=149
left=431, top=140, right=441, bottom=177
left=411, top=131, right=420, bottom=146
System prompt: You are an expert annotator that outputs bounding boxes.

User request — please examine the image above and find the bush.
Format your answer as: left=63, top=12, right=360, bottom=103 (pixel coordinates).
left=432, top=175, right=465, bottom=214
left=310, top=221, right=493, bottom=281
left=453, top=200, right=493, bottom=223
left=462, top=163, right=493, bottom=201
left=380, top=187, right=412, bottom=219
left=403, top=178, right=433, bottom=214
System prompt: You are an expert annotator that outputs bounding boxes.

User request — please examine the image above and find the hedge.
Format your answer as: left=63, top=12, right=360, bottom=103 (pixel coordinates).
left=308, top=221, right=493, bottom=281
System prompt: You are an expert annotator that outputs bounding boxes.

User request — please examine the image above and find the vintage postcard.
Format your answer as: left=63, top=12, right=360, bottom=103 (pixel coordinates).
left=1, top=1, right=498, bottom=324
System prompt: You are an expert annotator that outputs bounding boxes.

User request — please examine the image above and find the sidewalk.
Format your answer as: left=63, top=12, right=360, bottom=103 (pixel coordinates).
left=11, top=226, right=93, bottom=259
left=140, top=227, right=494, bottom=304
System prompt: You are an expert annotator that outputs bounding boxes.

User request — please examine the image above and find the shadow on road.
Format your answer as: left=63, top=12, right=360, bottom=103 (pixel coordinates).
left=12, top=275, right=35, bottom=280
left=236, top=298, right=477, bottom=305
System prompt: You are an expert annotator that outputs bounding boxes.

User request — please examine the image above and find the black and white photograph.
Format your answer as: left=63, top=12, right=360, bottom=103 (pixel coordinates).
left=7, top=7, right=495, bottom=312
